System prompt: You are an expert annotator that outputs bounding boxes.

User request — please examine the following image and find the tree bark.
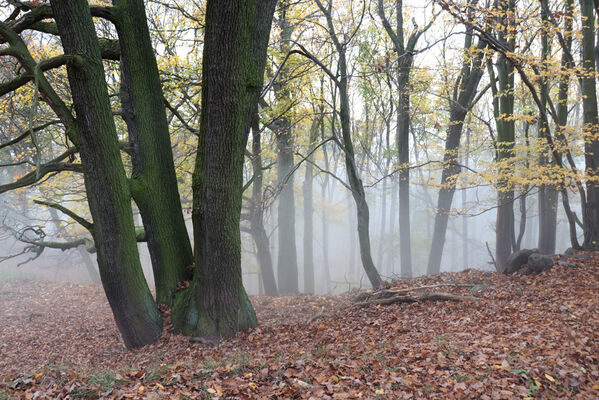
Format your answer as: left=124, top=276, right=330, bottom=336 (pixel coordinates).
left=111, top=0, right=193, bottom=306
left=178, top=0, right=274, bottom=338
left=50, top=0, right=162, bottom=349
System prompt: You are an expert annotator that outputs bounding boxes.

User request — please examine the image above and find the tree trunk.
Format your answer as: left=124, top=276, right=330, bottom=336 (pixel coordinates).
left=245, top=0, right=278, bottom=296
left=178, top=0, right=268, bottom=338
left=537, top=0, right=558, bottom=254
left=427, top=31, right=486, bottom=275
left=494, top=0, right=517, bottom=271
left=112, top=0, right=193, bottom=306
left=580, top=0, right=599, bottom=249
left=50, top=0, right=162, bottom=348
left=249, top=116, right=278, bottom=296
left=274, top=6, right=299, bottom=294
left=397, top=88, right=412, bottom=278
left=338, top=65, right=382, bottom=288
left=303, top=117, right=320, bottom=294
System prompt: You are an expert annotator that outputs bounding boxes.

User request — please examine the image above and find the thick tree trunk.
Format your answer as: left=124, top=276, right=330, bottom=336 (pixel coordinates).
left=397, top=90, right=412, bottom=278
left=178, top=0, right=265, bottom=338
left=50, top=0, right=161, bottom=348
left=112, top=0, right=193, bottom=306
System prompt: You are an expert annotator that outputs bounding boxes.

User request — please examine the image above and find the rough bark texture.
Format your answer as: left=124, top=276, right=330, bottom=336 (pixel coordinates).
left=179, top=0, right=265, bottom=338
left=112, top=0, right=193, bottom=306
left=50, top=0, right=161, bottom=349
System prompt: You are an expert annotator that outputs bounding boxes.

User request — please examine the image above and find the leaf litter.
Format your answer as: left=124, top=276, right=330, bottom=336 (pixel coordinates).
left=0, top=253, right=598, bottom=399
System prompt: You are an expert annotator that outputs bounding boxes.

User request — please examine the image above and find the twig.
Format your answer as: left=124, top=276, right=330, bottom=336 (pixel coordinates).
left=486, top=241, right=497, bottom=271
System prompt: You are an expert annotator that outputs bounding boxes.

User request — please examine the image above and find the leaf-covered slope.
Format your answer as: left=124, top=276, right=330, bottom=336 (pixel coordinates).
left=1, top=253, right=598, bottom=399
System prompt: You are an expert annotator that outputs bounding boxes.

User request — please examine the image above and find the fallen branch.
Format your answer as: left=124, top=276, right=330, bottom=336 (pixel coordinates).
left=384, top=283, right=476, bottom=294
left=306, top=306, right=325, bottom=323
left=354, top=292, right=479, bottom=308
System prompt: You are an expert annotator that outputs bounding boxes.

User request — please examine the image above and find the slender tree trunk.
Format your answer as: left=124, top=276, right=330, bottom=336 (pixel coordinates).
left=397, top=88, right=412, bottom=278
left=377, top=175, right=388, bottom=271
left=50, top=0, right=162, bottom=348
left=303, top=117, right=320, bottom=294
left=274, top=6, right=299, bottom=293
left=537, top=0, right=558, bottom=254
left=580, top=0, right=599, bottom=249
left=427, top=30, right=486, bottom=275
left=245, top=0, right=278, bottom=296
left=77, top=245, right=102, bottom=285
left=494, top=0, right=517, bottom=271
left=461, top=128, right=469, bottom=269
left=249, top=116, right=278, bottom=296
left=112, top=0, right=193, bottom=305
left=339, top=71, right=382, bottom=288
left=555, top=0, right=579, bottom=249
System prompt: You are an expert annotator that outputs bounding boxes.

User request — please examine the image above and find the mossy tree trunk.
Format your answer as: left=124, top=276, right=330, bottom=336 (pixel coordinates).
left=50, top=0, right=161, bottom=349
left=174, top=0, right=276, bottom=338
left=111, top=0, right=193, bottom=306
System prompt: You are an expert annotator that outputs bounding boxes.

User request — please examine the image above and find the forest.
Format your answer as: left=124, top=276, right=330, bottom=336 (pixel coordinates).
left=0, top=0, right=598, bottom=398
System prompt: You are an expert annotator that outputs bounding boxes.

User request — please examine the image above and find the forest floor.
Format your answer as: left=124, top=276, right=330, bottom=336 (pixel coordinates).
left=0, top=253, right=598, bottom=399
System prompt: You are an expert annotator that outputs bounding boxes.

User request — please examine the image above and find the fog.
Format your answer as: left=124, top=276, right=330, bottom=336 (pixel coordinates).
left=1, top=170, right=573, bottom=296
